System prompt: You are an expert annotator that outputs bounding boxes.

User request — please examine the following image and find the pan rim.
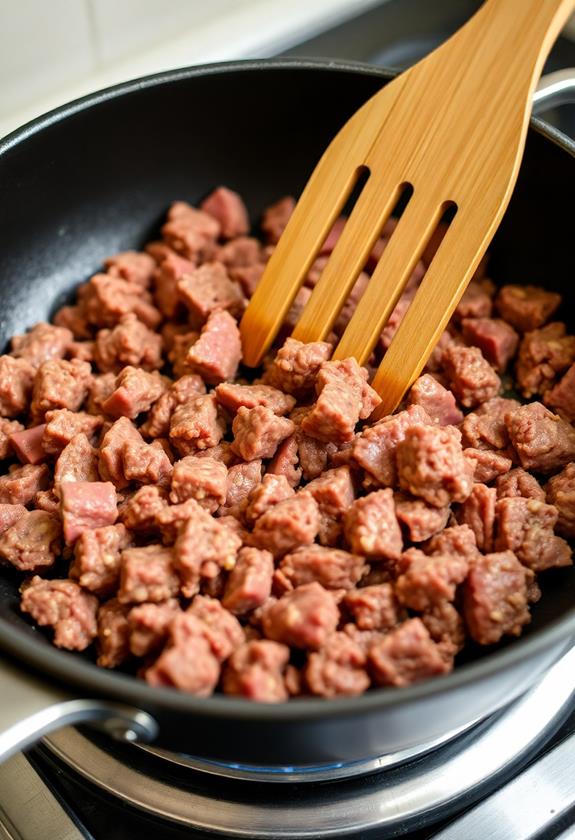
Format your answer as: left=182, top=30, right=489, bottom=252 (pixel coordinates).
left=0, top=57, right=574, bottom=722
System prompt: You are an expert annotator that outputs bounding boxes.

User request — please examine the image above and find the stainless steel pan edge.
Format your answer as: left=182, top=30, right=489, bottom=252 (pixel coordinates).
left=0, top=60, right=573, bottom=765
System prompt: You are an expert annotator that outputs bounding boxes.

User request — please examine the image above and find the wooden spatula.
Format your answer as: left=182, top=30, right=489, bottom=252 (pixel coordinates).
left=240, top=0, right=574, bottom=418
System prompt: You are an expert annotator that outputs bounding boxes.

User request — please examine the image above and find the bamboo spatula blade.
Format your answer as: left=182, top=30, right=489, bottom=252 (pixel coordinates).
left=240, top=0, right=574, bottom=412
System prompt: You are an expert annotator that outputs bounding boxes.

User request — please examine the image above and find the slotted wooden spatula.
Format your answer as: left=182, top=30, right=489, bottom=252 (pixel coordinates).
left=240, top=0, right=574, bottom=418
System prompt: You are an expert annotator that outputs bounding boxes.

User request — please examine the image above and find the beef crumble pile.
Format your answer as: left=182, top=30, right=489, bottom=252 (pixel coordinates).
left=1, top=186, right=574, bottom=702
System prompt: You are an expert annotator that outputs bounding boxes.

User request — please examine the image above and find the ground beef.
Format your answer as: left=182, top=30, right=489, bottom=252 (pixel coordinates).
left=21, top=576, right=98, bottom=650
left=305, top=632, right=370, bottom=697
left=407, top=374, right=463, bottom=426
left=463, top=551, right=532, bottom=644
left=222, top=639, right=289, bottom=702
left=394, top=493, right=450, bottom=542
left=231, top=406, right=294, bottom=461
left=495, top=285, right=561, bottom=332
left=397, top=425, right=474, bottom=507
left=495, top=496, right=572, bottom=571
left=546, top=463, right=575, bottom=538
left=506, top=402, right=575, bottom=474
left=344, top=488, right=402, bottom=559
left=262, top=582, right=339, bottom=650
left=395, top=548, right=468, bottom=611
left=5, top=190, right=574, bottom=704
left=369, top=618, right=450, bottom=686
left=442, top=345, right=501, bottom=408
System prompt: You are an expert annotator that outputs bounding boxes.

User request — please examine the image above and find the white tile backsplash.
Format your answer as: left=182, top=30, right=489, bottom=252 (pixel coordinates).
left=0, top=0, right=95, bottom=116
left=89, top=0, right=243, bottom=66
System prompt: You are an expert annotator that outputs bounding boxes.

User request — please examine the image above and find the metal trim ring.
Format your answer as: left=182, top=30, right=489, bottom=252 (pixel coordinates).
left=42, top=646, right=575, bottom=838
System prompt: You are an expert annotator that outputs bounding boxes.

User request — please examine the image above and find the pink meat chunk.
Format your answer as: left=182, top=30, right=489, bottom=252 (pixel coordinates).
left=223, top=640, right=289, bottom=703
left=305, top=632, right=370, bottom=697
left=9, top=424, right=46, bottom=464
left=174, top=505, right=242, bottom=597
left=70, top=523, right=131, bottom=595
left=30, top=359, right=92, bottom=421
left=118, top=545, right=179, bottom=604
left=394, top=493, right=450, bottom=542
left=456, top=483, right=496, bottom=552
left=54, top=433, right=99, bottom=488
left=177, top=261, right=245, bottom=322
left=261, top=196, right=295, bottom=243
left=42, top=409, right=103, bottom=455
left=546, top=463, right=575, bottom=538
left=264, top=337, right=332, bottom=397
left=128, top=599, right=181, bottom=657
left=496, top=467, right=545, bottom=502
left=397, top=425, right=474, bottom=507
left=302, top=359, right=381, bottom=444
left=98, top=417, right=143, bottom=488
left=506, top=402, right=575, bottom=474
left=344, top=488, right=403, bottom=559
left=395, top=548, right=468, bottom=611
left=186, top=309, right=242, bottom=384
left=453, top=281, right=493, bottom=321
left=266, top=435, right=302, bottom=488
left=0, top=418, right=24, bottom=458
left=343, top=584, right=400, bottom=631
left=53, top=305, right=91, bottom=340
left=516, top=323, right=575, bottom=398
left=200, top=187, right=250, bottom=238
left=186, top=595, right=245, bottom=661
left=245, top=473, right=295, bottom=524
left=545, top=363, right=575, bottom=421
left=0, top=510, right=61, bottom=571
left=79, top=274, right=161, bottom=329
left=278, top=545, right=367, bottom=591
left=461, top=318, right=519, bottom=371
left=145, top=614, right=221, bottom=696
left=262, top=582, right=339, bottom=650
left=222, top=546, right=274, bottom=614
left=170, top=454, right=228, bottom=511
left=442, top=345, right=501, bottom=408
left=102, top=367, right=166, bottom=419
left=231, top=405, right=295, bottom=461
left=61, top=480, right=118, bottom=544
left=161, top=201, right=220, bottom=260
left=252, top=492, right=319, bottom=557
left=421, top=601, right=465, bottom=661
left=495, top=284, right=561, bottom=332
left=0, top=503, right=27, bottom=535
left=463, top=551, right=532, bottom=644
left=352, top=405, right=432, bottom=487
left=0, top=463, right=50, bottom=505
left=425, top=524, right=479, bottom=563
left=216, top=382, right=295, bottom=416
left=463, top=448, right=512, bottom=483
left=94, top=314, right=163, bottom=373
left=305, top=466, right=355, bottom=547
left=407, top=374, right=463, bottom=426
left=218, top=235, right=262, bottom=269
left=10, top=322, right=73, bottom=366
left=119, top=484, right=167, bottom=531
left=153, top=252, right=194, bottom=318
left=96, top=599, right=131, bottom=668
left=369, top=618, right=450, bottom=686
left=87, top=373, right=116, bottom=415
left=121, top=439, right=173, bottom=488
left=219, top=459, right=262, bottom=518
left=461, top=397, right=520, bottom=451
left=495, top=496, right=572, bottom=571
left=229, top=263, right=265, bottom=297
left=169, top=394, right=226, bottom=456
left=141, top=375, right=206, bottom=439
left=105, top=250, right=155, bottom=287
left=21, top=576, right=98, bottom=651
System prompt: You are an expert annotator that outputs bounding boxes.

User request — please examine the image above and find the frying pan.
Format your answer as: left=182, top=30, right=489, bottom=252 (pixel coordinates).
left=0, top=59, right=574, bottom=770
